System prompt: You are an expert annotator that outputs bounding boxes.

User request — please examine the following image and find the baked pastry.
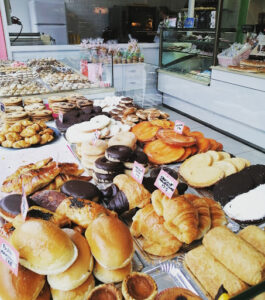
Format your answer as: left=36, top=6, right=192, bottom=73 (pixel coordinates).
left=184, top=245, right=248, bottom=298
left=156, top=129, right=196, bottom=147
left=203, top=226, right=265, bottom=285
left=238, top=225, right=265, bottom=255
left=108, top=131, right=137, bottom=149
left=151, top=190, right=198, bottom=244
left=10, top=219, right=78, bottom=275
left=85, top=214, right=134, bottom=270
left=108, top=174, right=151, bottom=213
left=105, top=145, right=134, bottom=162
left=155, top=287, right=202, bottom=300
left=56, top=197, right=116, bottom=228
left=131, top=204, right=182, bottom=256
left=48, top=229, right=94, bottom=291
left=0, top=194, right=23, bottom=222
left=122, top=272, right=158, bottom=300
left=202, top=197, right=227, bottom=228
left=51, top=274, right=95, bottom=300
left=93, top=260, right=132, bottom=283
left=58, top=162, right=84, bottom=176
left=87, top=284, right=122, bottom=300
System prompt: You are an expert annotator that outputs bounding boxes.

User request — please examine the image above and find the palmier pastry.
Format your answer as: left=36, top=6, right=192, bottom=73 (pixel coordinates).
left=87, top=284, right=122, bottom=300
left=122, top=272, right=158, bottom=300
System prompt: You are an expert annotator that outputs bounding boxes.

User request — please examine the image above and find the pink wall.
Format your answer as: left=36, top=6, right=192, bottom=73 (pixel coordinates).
left=0, top=10, right=8, bottom=60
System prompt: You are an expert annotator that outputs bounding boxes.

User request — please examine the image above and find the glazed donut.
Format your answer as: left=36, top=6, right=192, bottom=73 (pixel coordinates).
left=105, top=145, right=133, bottom=163
left=94, top=157, right=124, bottom=174
left=81, top=140, right=108, bottom=156
left=108, top=132, right=137, bottom=149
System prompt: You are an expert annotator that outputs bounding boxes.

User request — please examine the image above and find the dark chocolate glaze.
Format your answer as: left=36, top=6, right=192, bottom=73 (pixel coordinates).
left=177, top=182, right=188, bottom=195
left=92, top=106, right=102, bottom=113
left=106, top=145, right=133, bottom=162
left=101, top=184, right=119, bottom=198
left=31, top=190, right=67, bottom=212
left=107, top=190, right=129, bottom=214
left=0, top=194, right=22, bottom=217
left=27, top=209, right=53, bottom=221
left=95, top=157, right=124, bottom=172
left=142, top=177, right=156, bottom=193
left=94, top=172, right=119, bottom=182
left=176, top=296, right=187, bottom=300
left=69, top=198, right=87, bottom=208
left=150, top=166, right=178, bottom=180
left=61, top=180, right=100, bottom=200
left=128, top=150, right=149, bottom=164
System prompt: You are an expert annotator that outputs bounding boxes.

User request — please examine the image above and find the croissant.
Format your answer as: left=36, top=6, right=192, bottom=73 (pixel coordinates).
left=131, top=204, right=182, bottom=256
left=58, top=163, right=84, bottom=176
left=56, top=197, right=116, bottom=228
left=203, top=197, right=227, bottom=228
left=41, top=174, right=92, bottom=191
left=184, top=194, right=211, bottom=239
left=108, top=174, right=151, bottom=213
left=151, top=190, right=198, bottom=244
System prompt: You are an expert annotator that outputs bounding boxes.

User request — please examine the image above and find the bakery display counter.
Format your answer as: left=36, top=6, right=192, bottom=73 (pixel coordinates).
left=0, top=94, right=264, bottom=300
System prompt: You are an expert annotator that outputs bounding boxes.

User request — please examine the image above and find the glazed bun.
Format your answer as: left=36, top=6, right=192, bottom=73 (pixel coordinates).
left=10, top=219, right=78, bottom=275
left=0, top=261, right=45, bottom=300
left=48, top=228, right=94, bottom=291
left=85, top=214, right=134, bottom=270
left=51, top=273, right=95, bottom=300
left=93, top=260, right=132, bottom=283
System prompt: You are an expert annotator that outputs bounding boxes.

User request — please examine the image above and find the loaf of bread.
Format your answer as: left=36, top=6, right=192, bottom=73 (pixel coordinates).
left=185, top=245, right=248, bottom=298
left=203, top=226, right=265, bottom=285
left=238, top=226, right=265, bottom=255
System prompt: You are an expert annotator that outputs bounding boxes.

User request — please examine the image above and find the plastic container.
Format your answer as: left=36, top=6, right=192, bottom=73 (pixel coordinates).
left=217, top=47, right=251, bottom=67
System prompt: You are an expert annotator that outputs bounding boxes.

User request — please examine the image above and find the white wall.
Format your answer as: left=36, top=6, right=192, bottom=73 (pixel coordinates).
left=8, top=0, right=31, bottom=33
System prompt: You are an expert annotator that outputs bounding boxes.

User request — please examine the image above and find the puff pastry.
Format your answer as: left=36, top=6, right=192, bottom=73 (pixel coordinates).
left=203, top=226, right=265, bottom=285
left=238, top=226, right=265, bottom=256
left=203, top=197, right=227, bottom=228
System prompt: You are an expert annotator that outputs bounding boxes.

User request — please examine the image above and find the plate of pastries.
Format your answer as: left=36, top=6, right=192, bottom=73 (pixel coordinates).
left=0, top=120, right=59, bottom=149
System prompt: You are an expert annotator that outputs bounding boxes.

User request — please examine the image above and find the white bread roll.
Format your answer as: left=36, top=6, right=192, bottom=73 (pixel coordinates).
left=10, top=219, right=78, bottom=275
left=48, top=229, right=94, bottom=291
left=85, top=214, right=134, bottom=270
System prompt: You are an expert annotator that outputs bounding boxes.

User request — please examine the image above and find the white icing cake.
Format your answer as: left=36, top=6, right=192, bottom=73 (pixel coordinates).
left=224, top=184, right=265, bottom=221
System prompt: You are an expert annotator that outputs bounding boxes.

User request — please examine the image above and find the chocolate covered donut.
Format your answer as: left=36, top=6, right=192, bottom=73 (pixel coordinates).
left=124, top=150, right=149, bottom=169
left=0, top=194, right=23, bottom=221
left=93, top=171, right=120, bottom=183
left=61, top=180, right=100, bottom=202
left=150, top=166, right=178, bottom=180
left=105, top=145, right=133, bottom=162
left=94, top=156, right=124, bottom=174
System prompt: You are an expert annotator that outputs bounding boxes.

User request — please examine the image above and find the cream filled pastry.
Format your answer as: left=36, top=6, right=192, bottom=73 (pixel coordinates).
left=224, top=184, right=265, bottom=222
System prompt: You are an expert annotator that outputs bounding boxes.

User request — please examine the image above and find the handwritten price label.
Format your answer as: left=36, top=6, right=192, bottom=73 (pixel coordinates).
left=58, top=111, right=64, bottom=123
left=92, top=130, right=100, bottom=145
left=174, top=120, right=185, bottom=134
left=131, top=161, right=146, bottom=184
left=154, top=170, right=178, bottom=199
left=0, top=237, right=19, bottom=276
left=0, top=102, right=5, bottom=113
left=21, top=185, right=29, bottom=221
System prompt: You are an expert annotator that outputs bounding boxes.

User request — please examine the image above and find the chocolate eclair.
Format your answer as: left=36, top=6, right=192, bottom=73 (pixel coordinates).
left=105, top=145, right=133, bottom=163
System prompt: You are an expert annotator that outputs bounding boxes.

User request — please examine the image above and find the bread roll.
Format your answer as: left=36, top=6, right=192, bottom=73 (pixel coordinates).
left=48, top=229, right=94, bottom=291
left=238, top=225, right=265, bottom=255
left=203, top=226, right=265, bottom=285
left=10, top=219, right=78, bottom=275
left=93, top=260, right=132, bottom=283
left=85, top=214, right=134, bottom=270
left=0, top=262, right=45, bottom=300
left=51, top=273, right=95, bottom=300
left=185, top=246, right=248, bottom=298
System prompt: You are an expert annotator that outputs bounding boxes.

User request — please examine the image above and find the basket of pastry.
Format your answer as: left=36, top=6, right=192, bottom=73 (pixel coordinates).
left=0, top=120, right=57, bottom=149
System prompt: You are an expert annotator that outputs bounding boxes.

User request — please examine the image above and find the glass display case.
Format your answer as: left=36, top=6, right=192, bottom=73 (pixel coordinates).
left=159, top=1, right=239, bottom=85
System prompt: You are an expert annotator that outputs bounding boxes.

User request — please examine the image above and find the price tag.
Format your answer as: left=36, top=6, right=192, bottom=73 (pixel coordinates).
left=154, top=169, right=178, bottom=199
left=92, top=130, right=100, bottom=145
left=0, top=102, right=5, bottom=113
left=58, top=111, right=64, bottom=123
left=131, top=161, right=146, bottom=184
left=0, top=237, right=19, bottom=276
left=174, top=120, right=185, bottom=134
left=20, top=185, right=29, bottom=221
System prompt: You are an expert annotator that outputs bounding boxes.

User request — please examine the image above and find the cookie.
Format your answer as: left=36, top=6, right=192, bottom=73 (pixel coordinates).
left=48, top=96, right=67, bottom=103
left=76, top=99, right=93, bottom=108
left=24, top=103, right=46, bottom=112
left=4, top=111, right=28, bottom=121
left=2, top=97, right=22, bottom=106
left=4, top=106, right=24, bottom=113
left=23, top=97, right=43, bottom=105
left=108, top=131, right=137, bottom=149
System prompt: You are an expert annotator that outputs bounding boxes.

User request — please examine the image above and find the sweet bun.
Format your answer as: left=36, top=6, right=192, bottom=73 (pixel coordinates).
left=155, top=287, right=202, bottom=300
left=10, top=219, right=78, bottom=275
left=51, top=273, right=95, bottom=300
left=85, top=214, right=134, bottom=270
left=93, top=260, right=132, bottom=283
left=87, top=284, right=122, bottom=300
left=48, top=229, right=94, bottom=291
left=0, top=262, right=45, bottom=300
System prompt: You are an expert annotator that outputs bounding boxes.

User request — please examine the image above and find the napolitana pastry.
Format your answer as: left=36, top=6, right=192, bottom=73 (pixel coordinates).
left=184, top=245, right=248, bottom=298
left=122, top=272, right=158, bottom=300
left=202, top=226, right=265, bottom=285
left=10, top=219, right=78, bottom=275
left=238, top=225, right=265, bottom=255
left=48, top=229, right=94, bottom=291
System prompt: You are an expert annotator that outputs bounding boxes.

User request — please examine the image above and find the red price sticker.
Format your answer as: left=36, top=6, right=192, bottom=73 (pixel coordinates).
left=92, top=130, right=100, bottom=145
left=154, top=169, right=178, bottom=199
left=21, top=185, right=29, bottom=221
left=0, top=237, right=19, bottom=276
left=58, top=111, right=64, bottom=123
left=0, top=102, right=5, bottom=113
left=131, top=161, right=146, bottom=184
left=174, top=120, right=185, bottom=134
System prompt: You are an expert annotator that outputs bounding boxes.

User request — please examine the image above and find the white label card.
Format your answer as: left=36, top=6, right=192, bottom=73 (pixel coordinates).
left=131, top=161, right=145, bottom=184
left=21, top=185, right=29, bottom=221
left=92, top=130, right=100, bottom=145
left=174, top=120, right=185, bottom=134
left=58, top=112, right=63, bottom=123
left=154, top=169, right=178, bottom=199
left=0, top=237, right=19, bottom=276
